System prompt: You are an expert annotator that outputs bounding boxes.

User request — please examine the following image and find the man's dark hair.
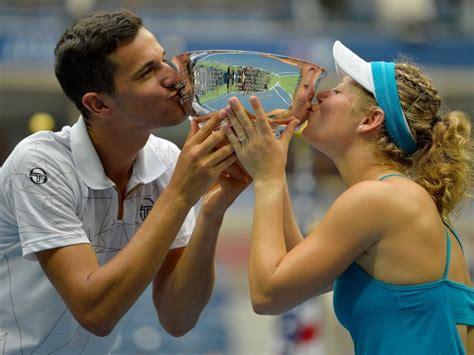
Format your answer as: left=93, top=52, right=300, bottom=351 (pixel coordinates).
left=54, top=9, right=142, bottom=118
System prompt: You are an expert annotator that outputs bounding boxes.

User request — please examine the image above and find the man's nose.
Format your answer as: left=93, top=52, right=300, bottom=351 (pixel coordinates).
left=167, top=60, right=179, bottom=73
left=163, top=62, right=180, bottom=88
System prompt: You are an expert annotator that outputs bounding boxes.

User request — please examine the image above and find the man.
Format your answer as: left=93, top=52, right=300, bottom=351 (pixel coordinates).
left=0, top=9, right=249, bottom=354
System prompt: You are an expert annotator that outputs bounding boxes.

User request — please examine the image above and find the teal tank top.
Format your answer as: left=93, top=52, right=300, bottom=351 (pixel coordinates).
left=333, top=173, right=474, bottom=355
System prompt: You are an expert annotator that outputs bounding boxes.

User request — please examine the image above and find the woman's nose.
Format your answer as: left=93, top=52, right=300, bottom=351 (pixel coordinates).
left=316, top=90, right=330, bottom=101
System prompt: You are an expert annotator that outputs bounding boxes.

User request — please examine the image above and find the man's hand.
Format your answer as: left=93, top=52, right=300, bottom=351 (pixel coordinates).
left=201, top=162, right=251, bottom=219
left=168, top=110, right=237, bottom=207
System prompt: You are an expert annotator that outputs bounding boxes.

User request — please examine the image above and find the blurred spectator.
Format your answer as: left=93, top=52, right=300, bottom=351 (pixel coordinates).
left=65, top=0, right=96, bottom=18
left=319, top=0, right=349, bottom=20
left=374, top=0, right=437, bottom=42
left=459, top=0, right=474, bottom=34
left=436, top=0, right=463, bottom=23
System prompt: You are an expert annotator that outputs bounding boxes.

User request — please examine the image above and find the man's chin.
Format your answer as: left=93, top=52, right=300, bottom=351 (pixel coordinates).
left=167, top=113, right=188, bottom=127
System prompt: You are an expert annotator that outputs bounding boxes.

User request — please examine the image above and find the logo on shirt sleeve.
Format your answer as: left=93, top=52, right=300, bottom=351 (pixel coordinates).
left=139, top=198, right=154, bottom=221
left=29, top=168, right=48, bottom=184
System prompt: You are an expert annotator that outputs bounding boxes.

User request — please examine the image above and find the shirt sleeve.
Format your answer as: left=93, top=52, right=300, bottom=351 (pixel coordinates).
left=6, top=141, right=89, bottom=260
left=170, top=206, right=196, bottom=249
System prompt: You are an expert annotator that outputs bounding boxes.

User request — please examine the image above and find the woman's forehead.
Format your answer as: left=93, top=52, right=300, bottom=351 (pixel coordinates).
left=335, top=77, right=358, bottom=91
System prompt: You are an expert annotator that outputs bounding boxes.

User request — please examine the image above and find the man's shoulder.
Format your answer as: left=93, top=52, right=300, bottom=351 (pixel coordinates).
left=14, top=127, right=72, bottom=154
left=2, top=127, right=75, bottom=172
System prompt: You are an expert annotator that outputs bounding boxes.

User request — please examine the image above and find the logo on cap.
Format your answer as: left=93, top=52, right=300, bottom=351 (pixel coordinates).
left=29, top=168, right=48, bottom=184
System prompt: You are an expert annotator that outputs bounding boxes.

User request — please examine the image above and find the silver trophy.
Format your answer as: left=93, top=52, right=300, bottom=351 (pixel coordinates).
left=172, top=50, right=327, bottom=136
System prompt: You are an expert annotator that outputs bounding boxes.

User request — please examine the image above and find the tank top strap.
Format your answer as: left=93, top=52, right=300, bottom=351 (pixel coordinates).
left=442, top=220, right=464, bottom=252
left=441, top=228, right=451, bottom=280
left=377, top=173, right=406, bottom=181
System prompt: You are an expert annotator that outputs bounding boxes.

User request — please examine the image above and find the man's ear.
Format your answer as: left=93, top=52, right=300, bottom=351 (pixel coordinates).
left=357, top=107, right=384, bottom=133
left=82, top=93, right=111, bottom=118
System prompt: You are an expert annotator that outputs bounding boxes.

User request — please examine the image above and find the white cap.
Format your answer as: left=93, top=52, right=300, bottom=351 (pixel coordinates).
left=333, top=40, right=375, bottom=95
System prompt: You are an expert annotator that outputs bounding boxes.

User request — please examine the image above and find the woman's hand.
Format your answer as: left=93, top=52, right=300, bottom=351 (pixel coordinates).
left=224, top=96, right=299, bottom=183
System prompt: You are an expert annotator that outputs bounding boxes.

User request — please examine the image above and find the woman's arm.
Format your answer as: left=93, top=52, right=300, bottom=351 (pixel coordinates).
left=467, top=326, right=473, bottom=355
left=249, top=181, right=383, bottom=314
left=224, top=96, right=382, bottom=314
left=282, top=176, right=304, bottom=251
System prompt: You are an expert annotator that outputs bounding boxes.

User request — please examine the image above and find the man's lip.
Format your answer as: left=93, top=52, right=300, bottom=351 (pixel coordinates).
left=169, top=91, right=181, bottom=100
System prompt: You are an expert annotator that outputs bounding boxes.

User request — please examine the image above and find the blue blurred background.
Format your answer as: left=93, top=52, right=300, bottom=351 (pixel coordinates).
left=1, top=1, right=472, bottom=354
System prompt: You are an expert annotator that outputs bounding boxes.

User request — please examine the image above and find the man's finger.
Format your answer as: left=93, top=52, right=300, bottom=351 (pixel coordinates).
left=190, top=111, right=226, bottom=144
left=224, top=163, right=247, bottom=183
left=186, top=119, right=200, bottom=141
left=206, top=143, right=235, bottom=168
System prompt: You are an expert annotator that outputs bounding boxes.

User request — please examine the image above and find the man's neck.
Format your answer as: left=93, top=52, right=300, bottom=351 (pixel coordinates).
left=87, top=119, right=150, bottom=195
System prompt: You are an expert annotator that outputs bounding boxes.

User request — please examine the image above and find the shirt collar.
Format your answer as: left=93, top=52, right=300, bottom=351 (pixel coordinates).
left=128, top=137, right=167, bottom=187
left=70, top=116, right=167, bottom=190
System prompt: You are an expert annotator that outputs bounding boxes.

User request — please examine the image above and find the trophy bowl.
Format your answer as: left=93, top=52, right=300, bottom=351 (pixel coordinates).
left=171, top=50, right=327, bottom=136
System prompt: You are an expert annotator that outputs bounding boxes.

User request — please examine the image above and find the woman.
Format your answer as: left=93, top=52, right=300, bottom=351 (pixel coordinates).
left=223, top=41, right=473, bottom=354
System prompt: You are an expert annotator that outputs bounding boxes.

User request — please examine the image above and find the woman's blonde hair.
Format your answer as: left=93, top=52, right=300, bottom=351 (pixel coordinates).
left=356, top=62, right=472, bottom=221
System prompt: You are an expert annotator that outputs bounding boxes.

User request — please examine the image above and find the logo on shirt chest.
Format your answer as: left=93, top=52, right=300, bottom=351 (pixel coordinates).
left=29, top=167, right=48, bottom=184
left=139, top=198, right=154, bottom=221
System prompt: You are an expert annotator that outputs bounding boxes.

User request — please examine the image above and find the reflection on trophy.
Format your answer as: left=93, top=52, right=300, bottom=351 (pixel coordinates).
left=172, top=50, right=327, bottom=136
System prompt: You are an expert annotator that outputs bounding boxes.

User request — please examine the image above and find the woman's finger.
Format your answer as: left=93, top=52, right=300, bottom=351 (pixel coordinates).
left=228, top=97, right=256, bottom=139
left=225, top=105, right=247, bottom=143
left=249, top=96, right=273, bottom=135
left=290, top=67, right=316, bottom=122
left=279, top=117, right=299, bottom=150
left=224, top=123, right=242, bottom=152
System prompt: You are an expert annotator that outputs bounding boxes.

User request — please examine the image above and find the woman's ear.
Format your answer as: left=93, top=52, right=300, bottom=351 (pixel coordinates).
left=357, top=107, right=384, bottom=133
left=82, top=93, right=111, bottom=118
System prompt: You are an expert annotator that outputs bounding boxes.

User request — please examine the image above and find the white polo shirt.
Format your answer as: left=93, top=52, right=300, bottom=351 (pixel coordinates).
left=0, top=116, right=195, bottom=354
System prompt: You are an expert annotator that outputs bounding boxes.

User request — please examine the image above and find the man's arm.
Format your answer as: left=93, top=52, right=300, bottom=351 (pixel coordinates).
left=152, top=211, right=224, bottom=336
left=37, top=116, right=237, bottom=337
left=36, top=187, right=198, bottom=337
left=153, top=164, right=250, bottom=336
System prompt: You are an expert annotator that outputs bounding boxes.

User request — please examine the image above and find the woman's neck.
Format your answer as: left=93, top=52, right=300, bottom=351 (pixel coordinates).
left=332, top=147, right=400, bottom=187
